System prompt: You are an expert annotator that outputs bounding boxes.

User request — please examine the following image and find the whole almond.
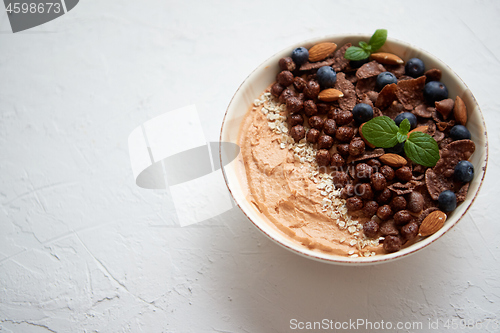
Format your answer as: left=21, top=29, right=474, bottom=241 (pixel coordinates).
left=408, top=126, right=429, bottom=137
left=379, top=153, right=407, bottom=168
left=419, top=210, right=447, bottom=236
left=454, top=96, right=467, bottom=125
left=308, top=42, right=337, bottom=62
left=359, top=123, right=375, bottom=148
left=370, top=52, right=404, bottom=65
left=318, top=88, right=344, bottom=102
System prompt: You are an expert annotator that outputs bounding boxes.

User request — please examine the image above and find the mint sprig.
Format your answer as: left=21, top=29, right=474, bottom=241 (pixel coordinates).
left=361, top=116, right=440, bottom=167
left=344, top=29, right=387, bottom=61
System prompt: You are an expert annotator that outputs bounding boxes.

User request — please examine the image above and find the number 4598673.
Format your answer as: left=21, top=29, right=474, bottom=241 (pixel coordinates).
left=6, top=2, right=61, bottom=14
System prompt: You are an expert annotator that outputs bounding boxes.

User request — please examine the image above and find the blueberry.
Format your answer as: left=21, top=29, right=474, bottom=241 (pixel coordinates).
left=423, top=81, right=448, bottom=104
left=394, top=112, right=417, bottom=129
left=316, top=66, right=337, bottom=88
left=454, top=160, right=474, bottom=182
left=384, top=142, right=405, bottom=154
left=376, top=72, right=398, bottom=90
left=291, top=47, right=309, bottom=66
left=449, top=125, right=471, bottom=140
left=438, top=190, right=457, bottom=212
left=350, top=57, right=369, bottom=68
left=405, top=58, right=425, bottom=78
left=352, top=103, right=373, bottom=124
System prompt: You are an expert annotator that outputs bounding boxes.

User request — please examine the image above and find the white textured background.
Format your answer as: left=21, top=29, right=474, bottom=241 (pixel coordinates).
left=1, top=1, right=499, bottom=332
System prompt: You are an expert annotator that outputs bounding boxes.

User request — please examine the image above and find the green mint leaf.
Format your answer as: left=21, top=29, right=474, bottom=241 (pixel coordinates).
left=359, top=41, right=372, bottom=52
left=361, top=116, right=399, bottom=148
left=396, top=132, right=407, bottom=143
left=369, top=29, right=387, bottom=52
left=344, top=46, right=371, bottom=61
left=399, top=118, right=411, bottom=135
left=404, top=132, right=440, bottom=167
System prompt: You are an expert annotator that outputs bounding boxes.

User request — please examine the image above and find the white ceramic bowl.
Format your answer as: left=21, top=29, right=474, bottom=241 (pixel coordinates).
left=220, top=34, right=488, bottom=265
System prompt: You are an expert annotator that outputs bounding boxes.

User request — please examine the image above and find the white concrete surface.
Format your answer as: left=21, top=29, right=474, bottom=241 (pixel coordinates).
left=1, top=1, right=499, bottom=332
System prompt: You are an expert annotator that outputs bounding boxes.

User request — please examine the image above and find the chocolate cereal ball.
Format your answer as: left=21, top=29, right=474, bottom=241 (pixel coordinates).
left=279, top=88, right=296, bottom=104
left=363, top=201, right=379, bottom=217
left=358, top=183, right=374, bottom=200
left=355, top=163, right=373, bottom=180
left=303, top=81, right=320, bottom=99
left=332, top=171, right=349, bottom=186
left=306, top=128, right=320, bottom=143
left=293, top=77, right=307, bottom=92
left=286, top=96, right=303, bottom=114
left=336, top=110, right=354, bottom=126
left=340, top=184, right=355, bottom=199
left=316, top=149, right=330, bottom=167
left=318, top=135, right=334, bottom=149
left=277, top=70, right=294, bottom=87
left=330, top=153, right=345, bottom=168
left=289, top=113, right=304, bottom=127
left=290, top=125, right=305, bottom=142
left=303, top=100, right=318, bottom=117
left=323, top=119, right=337, bottom=136
left=279, top=57, right=296, bottom=72
left=401, top=222, right=419, bottom=242
left=383, top=235, right=402, bottom=253
left=376, top=188, right=392, bottom=204
left=407, top=192, right=424, bottom=213
left=380, top=165, right=395, bottom=181
left=271, top=83, right=284, bottom=98
left=335, top=126, right=355, bottom=142
left=349, top=138, right=365, bottom=156
left=390, top=196, right=407, bottom=212
left=336, top=143, right=350, bottom=156
left=377, top=205, right=393, bottom=220
left=363, top=220, right=379, bottom=238
left=346, top=197, right=363, bottom=211
left=396, top=166, right=412, bottom=182
left=317, top=103, right=331, bottom=114
left=370, top=172, right=387, bottom=191
left=367, top=158, right=382, bottom=169
left=308, top=116, right=325, bottom=130
left=394, top=210, right=412, bottom=225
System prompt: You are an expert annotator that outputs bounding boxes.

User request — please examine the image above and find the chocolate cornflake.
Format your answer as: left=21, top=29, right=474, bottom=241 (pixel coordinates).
left=375, top=83, right=398, bottom=109
left=360, top=93, right=374, bottom=107
left=412, top=104, right=434, bottom=118
left=373, top=107, right=383, bottom=117
left=433, top=130, right=445, bottom=142
left=299, top=58, right=335, bottom=71
left=434, top=139, right=476, bottom=175
left=331, top=43, right=351, bottom=72
left=425, top=168, right=453, bottom=200
left=345, top=72, right=358, bottom=84
left=423, top=120, right=436, bottom=136
left=412, top=173, right=425, bottom=181
left=388, top=180, right=424, bottom=195
left=335, top=72, right=356, bottom=111
left=417, top=207, right=439, bottom=225
left=395, top=76, right=426, bottom=110
left=437, top=120, right=455, bottom=132
left=424, top=68, right=442, bottom=82
left=384, top=100, right=404, bottom=120
left=436, top=98, right=454, bottom=119
left=356, top=77, right=377, bottom=98
left=438, top=137, right=453, bottom=149
left=346, top=148, right=385, bottom=163
left=384, top=64, right=405, bottom=78
left=398, top=75, right=414, bottom=81
left=356, top=61, right=386, bottom=79
left=456, top=182, right=470, bottom=203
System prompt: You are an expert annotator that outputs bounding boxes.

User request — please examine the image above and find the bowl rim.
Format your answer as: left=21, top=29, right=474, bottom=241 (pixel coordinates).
left=219, top=34, right=489, bottom=265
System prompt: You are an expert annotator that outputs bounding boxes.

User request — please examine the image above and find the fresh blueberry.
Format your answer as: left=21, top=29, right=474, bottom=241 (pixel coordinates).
left=316, top=66, right=337, bottom=88
left=394, top=112, right=417, bottom=129
left=438, top=190, right=457, bottom=212
left=352, top=103, right=373, bottom=124
left=449, top=125, right=471, bottom=140
left=384, top=142, right=405, bottom=154
left=423, top=81, right=448, bottom=104
left=454, top=160, right=474, bottom=182
left=350, top=57, right=370, bottom=68
left=376, top=72, right=398, bottom=90
left=405, top=58, right=425, bottom=78
left=291, top=47, right=309, bottom=66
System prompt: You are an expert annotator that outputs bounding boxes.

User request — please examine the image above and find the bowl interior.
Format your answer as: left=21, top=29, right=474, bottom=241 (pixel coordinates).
left=220, top=34, right=488, bottom=265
